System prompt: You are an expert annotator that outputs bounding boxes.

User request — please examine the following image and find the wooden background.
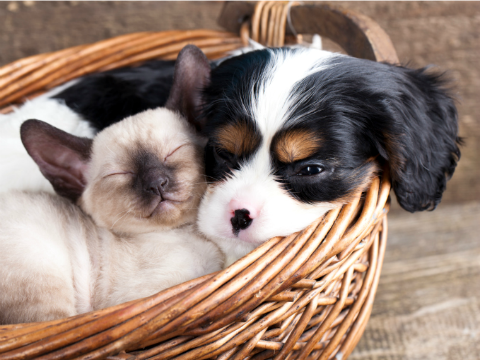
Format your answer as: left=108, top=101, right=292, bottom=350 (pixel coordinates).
left=1, top=2, right=479, bottom=359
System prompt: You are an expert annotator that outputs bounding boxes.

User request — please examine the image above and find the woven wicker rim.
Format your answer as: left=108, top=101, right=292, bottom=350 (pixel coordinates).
left=0, top=174, right=390, bottom=360
left=0, top=29, right=242, bottom=112
left=0, top=3, right=397, bottom=359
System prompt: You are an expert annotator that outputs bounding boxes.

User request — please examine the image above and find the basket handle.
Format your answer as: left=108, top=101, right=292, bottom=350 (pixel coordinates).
left=218, top=1, right=399, bottom=64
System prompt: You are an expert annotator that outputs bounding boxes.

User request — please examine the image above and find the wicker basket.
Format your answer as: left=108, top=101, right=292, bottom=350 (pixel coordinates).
left=0, top=2, right=398, bottom=359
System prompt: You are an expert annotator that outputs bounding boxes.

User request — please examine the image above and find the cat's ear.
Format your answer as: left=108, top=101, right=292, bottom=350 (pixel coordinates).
left=165, top=45, right=211, bottom=131
left=21, top=119, right=93, bottom=201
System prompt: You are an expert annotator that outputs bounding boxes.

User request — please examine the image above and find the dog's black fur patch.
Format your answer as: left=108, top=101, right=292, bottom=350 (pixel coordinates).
left=201, top=49, right=461, bottom=212
left=54, top=60, right=176, bottom=131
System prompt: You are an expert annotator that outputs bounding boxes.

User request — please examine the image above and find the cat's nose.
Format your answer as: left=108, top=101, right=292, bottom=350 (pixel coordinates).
left=144, top=176, right=169, bottom=196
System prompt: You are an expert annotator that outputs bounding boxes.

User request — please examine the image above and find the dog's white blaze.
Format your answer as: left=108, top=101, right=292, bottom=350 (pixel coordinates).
left=249, top=48, right=337, bottom=143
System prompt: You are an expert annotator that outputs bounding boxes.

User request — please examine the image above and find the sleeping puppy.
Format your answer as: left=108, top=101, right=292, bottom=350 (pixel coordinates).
left=0, top=46, right=222, bottom=324
left=194, top=47, right=461, bottom=266
left=0, top=60, right=176, bottom=194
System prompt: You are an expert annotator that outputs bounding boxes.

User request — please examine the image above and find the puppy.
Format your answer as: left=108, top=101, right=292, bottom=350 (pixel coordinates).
left=0, top=46, right=222, bottom=324
left=0, top=60, right=176, bottom=194
left=195, top=47, right=461, bottom=266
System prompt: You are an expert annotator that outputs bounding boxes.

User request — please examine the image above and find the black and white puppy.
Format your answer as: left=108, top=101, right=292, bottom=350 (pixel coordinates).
left=196, top=48, right=461, bottom=265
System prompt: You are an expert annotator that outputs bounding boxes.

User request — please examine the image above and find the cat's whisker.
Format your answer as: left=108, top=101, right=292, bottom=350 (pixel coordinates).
left=110, top=208, right=133, bottom=230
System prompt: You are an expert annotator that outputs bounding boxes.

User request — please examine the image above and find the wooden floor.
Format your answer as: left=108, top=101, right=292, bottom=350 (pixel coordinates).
left=0, top=2, right=479, bottom=359
left=353, top=202, right=480, bottom=360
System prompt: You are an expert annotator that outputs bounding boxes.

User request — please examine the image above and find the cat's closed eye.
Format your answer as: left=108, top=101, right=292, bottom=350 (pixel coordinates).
left=103, top=171, right=135, bottom=179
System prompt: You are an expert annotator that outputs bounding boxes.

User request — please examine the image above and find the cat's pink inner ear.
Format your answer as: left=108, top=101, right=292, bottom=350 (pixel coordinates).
left=20, top=119, right=93, bottom=201
left=165, top=45, right=211, bottom=131
left=38, top=143, right=90, bottom=187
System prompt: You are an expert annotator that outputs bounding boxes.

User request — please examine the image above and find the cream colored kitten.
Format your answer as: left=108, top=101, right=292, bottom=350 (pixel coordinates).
left=0, top=45, right=222, bottom=324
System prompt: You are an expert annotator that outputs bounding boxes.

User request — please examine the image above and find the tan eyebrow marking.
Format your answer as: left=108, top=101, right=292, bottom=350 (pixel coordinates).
left=274, top=129, right=322, bottom=163
left=215, top=121, right=261, bottom=156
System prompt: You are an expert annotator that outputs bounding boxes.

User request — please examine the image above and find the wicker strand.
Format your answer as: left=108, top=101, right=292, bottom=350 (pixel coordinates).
left=182, top=211, right=340, bottom=337
left=247, top=1, right=299, bottom=47
left=0, top=30, right=240, bottom=109
left=338, top=217, right=387, bottom=359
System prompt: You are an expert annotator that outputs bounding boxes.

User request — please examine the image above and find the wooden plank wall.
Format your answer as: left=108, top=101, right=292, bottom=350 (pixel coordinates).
left=0, top=2, right=479, bottom=359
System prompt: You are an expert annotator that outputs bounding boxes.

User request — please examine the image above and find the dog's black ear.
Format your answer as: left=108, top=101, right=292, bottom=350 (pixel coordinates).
left=166, top=45, right=211, bottom=131
left=369, top=65, right=461, bottom=212
left=20, top=119, right=93, bottom=201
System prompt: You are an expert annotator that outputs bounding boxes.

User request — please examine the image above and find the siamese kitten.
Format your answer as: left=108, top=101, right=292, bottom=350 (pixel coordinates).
left=0, top=46, right=222, bottom=325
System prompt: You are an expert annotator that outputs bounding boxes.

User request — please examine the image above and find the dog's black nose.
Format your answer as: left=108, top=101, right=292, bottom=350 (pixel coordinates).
left=231, top=209, right=253, bottom=235
left=144, top=176, right=169, bottom=196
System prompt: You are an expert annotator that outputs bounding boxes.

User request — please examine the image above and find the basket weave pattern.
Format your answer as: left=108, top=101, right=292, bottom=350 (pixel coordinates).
left=0, top=175, right=390, bottom=360
left=0, top=29, right=241, bottom=112
left=0, top=3, right=397, bottom=359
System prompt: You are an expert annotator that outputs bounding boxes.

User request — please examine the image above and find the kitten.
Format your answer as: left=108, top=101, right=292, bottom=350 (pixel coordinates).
left=0, top=46, right=222, bottom=324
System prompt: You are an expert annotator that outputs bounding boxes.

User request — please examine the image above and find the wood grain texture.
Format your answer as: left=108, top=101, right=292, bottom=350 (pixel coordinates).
left=219, top=2, right=398, bottom=63
left=352, top=201, right=480, bottom=360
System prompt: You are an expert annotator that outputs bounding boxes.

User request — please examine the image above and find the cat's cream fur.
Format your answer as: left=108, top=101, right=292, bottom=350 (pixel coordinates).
left=0, top=45, right=222, bottom=324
